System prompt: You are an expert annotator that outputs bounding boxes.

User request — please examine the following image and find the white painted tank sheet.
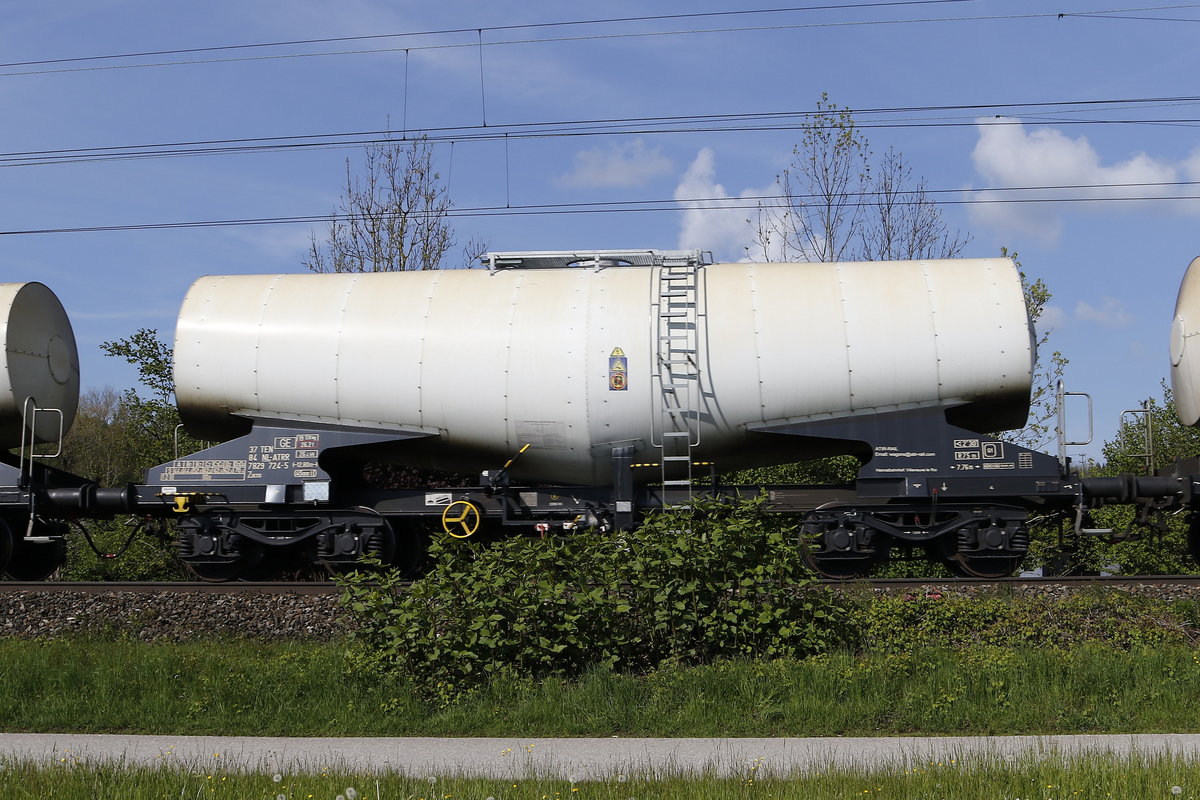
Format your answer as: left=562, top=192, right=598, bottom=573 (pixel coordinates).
left=1171, top=256, right=1200, bottom=426
left=0, top=282, right=79, bottom=446
left=175, top=258, right=1034, bottom=484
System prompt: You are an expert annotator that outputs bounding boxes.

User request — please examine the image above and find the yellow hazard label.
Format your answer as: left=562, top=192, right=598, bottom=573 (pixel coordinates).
left=609, top=346, right=628, bottom=390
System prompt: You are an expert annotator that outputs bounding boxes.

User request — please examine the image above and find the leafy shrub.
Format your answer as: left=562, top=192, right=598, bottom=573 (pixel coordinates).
left=847, top=587, right=1197, bottom=653
left=338, top=496, right=852, bottom=703
left=58, top=519, right=187, bottom=582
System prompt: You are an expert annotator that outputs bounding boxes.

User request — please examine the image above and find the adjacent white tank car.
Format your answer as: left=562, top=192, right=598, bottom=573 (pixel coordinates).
left=1171, top=256, right=1200, bottom=426
left=0, top=282, right=79, bottom=447
left=173, top=252, right=1036, bottom=483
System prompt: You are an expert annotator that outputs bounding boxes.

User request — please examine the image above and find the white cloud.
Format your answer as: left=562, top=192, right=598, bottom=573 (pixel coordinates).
left=674, top=148, right=773, bottom=261
left=967, top=118, right=1195, bottom=245
left=1037, top=303, right=1068, bottom=332
left=1074, top=297, right=1133, bottom=328
left=555, top=139, right=673, bottom=189
left=227, top=225, right=316, bottom=263
left=1038, top=296, right=1135, bottom=330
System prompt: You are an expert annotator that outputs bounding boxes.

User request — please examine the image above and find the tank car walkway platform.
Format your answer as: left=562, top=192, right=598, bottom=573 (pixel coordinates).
left=1, top=734, right=1199, bottom=777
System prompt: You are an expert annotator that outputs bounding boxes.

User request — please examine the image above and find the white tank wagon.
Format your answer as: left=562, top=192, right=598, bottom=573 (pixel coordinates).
left=22, top=249, right=1200, bottom=582
left=14, top=250, right=1200, bottom=583
left=1171, top=256, right=1200, bottom=427
left=0, top=282, right=79, bottom=448
left=173, top=253, right=1036, bottom=485
left=0, top=282, right=83, bottom=581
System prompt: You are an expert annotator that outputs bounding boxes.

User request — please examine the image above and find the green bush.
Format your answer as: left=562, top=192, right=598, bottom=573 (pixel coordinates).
left=847, top=587, right=1195, bottom=653
left=338, top=496, right=852, bottom=703
left=58, top=519, right=187, bottom=582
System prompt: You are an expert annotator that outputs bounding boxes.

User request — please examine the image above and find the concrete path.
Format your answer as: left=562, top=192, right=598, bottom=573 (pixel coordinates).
left=1, top=734, right=1200, bottom=778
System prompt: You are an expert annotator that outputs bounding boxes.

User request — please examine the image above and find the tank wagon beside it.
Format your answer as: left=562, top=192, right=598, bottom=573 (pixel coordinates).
left=90, top=248, right=1177, bottom=581
left=0, top=283, right=97, bottom=579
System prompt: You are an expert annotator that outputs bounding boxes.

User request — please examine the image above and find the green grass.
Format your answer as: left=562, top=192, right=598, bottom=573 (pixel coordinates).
left=6, top=753, right=1200, bottom=799
left=4, top=637, right=1200, bottom=736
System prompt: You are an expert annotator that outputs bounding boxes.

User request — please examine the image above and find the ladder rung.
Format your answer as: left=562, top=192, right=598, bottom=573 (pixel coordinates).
left=662, top=431, right=691, bottom=438
left=661, top=290, right=692, bottom=297
left=662, top=479, right=692, bottom=486
left=661, top=311, right=690, bottom=318
left=663, top=456, right=691, bottom=463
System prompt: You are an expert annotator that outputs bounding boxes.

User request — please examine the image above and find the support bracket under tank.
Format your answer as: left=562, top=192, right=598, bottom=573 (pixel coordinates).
left=752, top=406, right=1076, bottom=501
left=137, top=420, right=436, bottom=511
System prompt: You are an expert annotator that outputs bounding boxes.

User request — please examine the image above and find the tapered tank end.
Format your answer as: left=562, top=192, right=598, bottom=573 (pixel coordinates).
left=0, top=282, right=80, bottom=446
left=1171, top=256, right=1200, bottom=426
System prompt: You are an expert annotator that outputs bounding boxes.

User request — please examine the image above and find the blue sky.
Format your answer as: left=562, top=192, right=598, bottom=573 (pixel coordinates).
left=4, top=0, right=1200, bottom=460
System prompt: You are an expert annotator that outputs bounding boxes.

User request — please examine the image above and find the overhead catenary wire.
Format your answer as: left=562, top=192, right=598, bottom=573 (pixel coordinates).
left=2, top=3, right=1195, bottom=79
left=4, top=184, right=1200, bottom=237
left=0, top=0, right=978, bottom=70
left=4, top=95, right=1200, bottom=169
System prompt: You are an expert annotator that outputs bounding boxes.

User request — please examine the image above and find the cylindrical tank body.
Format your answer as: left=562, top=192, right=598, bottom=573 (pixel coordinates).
left=0, top=282, right=79, bottom=446
left=1171, top=255, right=1200, bottom=426
left=175, top=258, right=1034, bottom=484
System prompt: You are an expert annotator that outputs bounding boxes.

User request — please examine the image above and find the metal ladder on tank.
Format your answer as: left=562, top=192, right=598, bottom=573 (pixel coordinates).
left=652, top=253, right=704, bottom=495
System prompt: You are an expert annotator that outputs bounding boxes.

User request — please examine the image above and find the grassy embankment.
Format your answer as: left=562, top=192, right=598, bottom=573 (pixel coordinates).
left=3, top=637, right=1200, bottom=736
left=5, top=752, right=1200, bottom=800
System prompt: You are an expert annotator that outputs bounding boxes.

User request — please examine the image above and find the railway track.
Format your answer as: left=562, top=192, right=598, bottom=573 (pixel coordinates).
left=3, top=575, right=1200, bottom=593
left=0, top=581, right=344, bottom=594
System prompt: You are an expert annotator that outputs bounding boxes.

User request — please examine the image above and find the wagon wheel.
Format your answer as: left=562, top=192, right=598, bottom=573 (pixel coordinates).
left=799, top=510, right=884, bottom=579
left=322, top=522, right=399, bottom=577
left=4, top=520, right=66, bottom=581
left=943, top=552, right=1023, bottom=579
left=381, top=519, right=428, bottom=578
left=801, top=549, right=878, bottom=580
left=0, top=518, right=16, bottom=578
left=1189, top=514, right=1200, bottom=565
left=186, top=538, right=267, bottom=582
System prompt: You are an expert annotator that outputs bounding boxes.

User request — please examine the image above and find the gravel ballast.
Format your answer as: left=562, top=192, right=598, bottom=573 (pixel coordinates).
left=2, top=580, right=1200, bottom=642
left=0, top=590, right=350, bottom=640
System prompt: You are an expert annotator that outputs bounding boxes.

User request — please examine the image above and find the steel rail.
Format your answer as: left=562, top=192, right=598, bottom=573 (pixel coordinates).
left=3, top=575, right=1200, bottom=593
left=0, top=581, right=344, bottom=594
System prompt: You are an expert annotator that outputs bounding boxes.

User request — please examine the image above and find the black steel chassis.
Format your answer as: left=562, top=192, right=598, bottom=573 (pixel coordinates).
left=4, top=408, right=1200, bottom=579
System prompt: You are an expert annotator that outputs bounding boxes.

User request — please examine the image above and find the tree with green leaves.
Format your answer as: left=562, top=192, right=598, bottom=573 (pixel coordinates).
left=1001, top=247, right=1069, bottom=452
left=55, top=330, right=190, bottom=580
left=97, top=328, right=201, bottom=471
left=1032, top=383, right=1200, bottom=576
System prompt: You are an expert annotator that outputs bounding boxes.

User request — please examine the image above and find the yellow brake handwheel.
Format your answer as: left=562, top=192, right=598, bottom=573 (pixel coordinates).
left=441, top=500, right=482, bottom=538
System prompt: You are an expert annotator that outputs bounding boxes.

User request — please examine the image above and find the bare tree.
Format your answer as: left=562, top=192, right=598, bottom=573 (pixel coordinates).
left=305, top=136, right=485, bottom=273
left=753, top=94, right=968, bottom=264
left=859, top=148, right=969, bottom=261
left=753, top=96, right=870, bottom=263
